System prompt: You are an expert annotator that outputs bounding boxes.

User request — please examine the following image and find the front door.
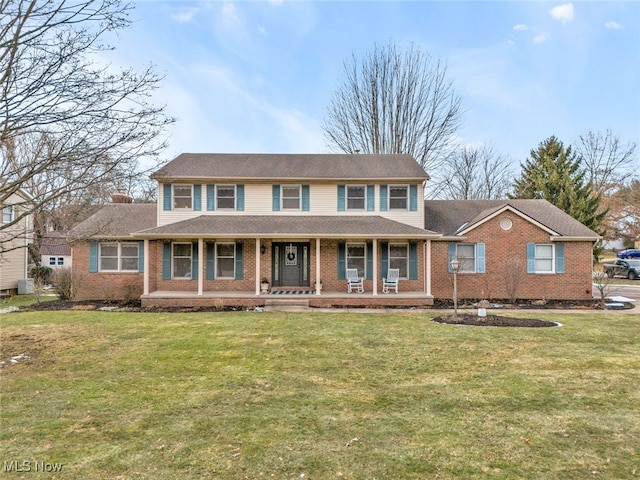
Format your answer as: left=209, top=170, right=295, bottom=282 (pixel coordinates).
left=273, top=242, right=310, bottom=287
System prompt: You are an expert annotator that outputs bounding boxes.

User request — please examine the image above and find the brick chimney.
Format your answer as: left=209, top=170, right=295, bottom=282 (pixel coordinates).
left=111, top=191, right=133, bottom=204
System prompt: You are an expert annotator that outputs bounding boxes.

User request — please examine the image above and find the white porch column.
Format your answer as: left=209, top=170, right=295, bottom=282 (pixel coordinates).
left=315, top=238, right=321, bottom=295
left=373, top=238, right=378, bottom=295
left=143, top=239, right=149, bottom=295
left=197, top=238, right=204, bottom=295
left=256, top=238, right=261, bottom=295
left=425, top=240, right=432, bottom=296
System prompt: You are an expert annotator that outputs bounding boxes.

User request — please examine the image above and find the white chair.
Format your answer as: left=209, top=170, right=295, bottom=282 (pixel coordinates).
left=346, top=268, right=364, bottom=293
left=382, top=268, right=399, bottom=293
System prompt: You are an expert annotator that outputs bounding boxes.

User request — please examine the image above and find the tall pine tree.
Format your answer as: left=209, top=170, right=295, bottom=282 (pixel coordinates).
left=511, top=136, right=606, bottom=241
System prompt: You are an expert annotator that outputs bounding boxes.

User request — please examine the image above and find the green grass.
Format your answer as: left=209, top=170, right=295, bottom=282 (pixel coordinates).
left=1, top=310, right=639, bottom=479
left=0, top=293, right=58, bottom=309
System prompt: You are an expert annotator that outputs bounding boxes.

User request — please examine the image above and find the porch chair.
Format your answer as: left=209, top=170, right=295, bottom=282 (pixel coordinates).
left=346, top=268, right=364, bottom=293
left=382, top=268, right=400, bottom=293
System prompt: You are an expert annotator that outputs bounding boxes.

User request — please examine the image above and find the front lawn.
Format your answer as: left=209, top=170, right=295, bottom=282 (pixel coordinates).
left=1, top=310, right=638, bottom=479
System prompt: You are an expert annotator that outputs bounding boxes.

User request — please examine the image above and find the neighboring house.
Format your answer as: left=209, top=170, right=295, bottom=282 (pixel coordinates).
left=1, top=189, right=33, bottom=295
left=39, top=231, right=72, bottom=270
left=69, top=154, right=600, bottom=307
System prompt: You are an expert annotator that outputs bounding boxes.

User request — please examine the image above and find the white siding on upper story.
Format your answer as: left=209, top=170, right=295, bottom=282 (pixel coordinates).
left=157, top=182, right=425, bottom=229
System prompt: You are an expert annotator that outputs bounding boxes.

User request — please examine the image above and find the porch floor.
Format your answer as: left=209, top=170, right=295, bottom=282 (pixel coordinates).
left=141, top=290, right=434, bottom=309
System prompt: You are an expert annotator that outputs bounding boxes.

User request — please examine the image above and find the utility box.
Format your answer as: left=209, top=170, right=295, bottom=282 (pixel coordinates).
left=18, top=278, right=34, bottom=295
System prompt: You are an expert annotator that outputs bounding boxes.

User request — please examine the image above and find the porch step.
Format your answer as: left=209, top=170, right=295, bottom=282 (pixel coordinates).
left=264, top=298, right=310, bottom=311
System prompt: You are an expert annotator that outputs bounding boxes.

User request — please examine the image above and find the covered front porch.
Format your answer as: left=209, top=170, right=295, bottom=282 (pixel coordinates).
left=136, top=215, right=442, bottom=308
left=140, top=289, right=435, bottom=309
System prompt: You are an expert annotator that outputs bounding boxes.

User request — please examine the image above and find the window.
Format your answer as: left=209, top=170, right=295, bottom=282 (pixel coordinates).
left=456, top=244, right=477, bottom=273
left=216, top=185, right=235, bottom=209
left=216, top=243, right=235, bottom=278
left=2, top=205, right=14, bottom=223
left=282, top=186, right=301, bottom=210
left=173, top=185, right=192, bottom=209
left=448, top=243, right=485, bottom=274
left=346, top=243, right=366, bottom=277
left=346, top=186, right=365, bottom=210
left=389, top=186, right=408, bottom=209
left=534, top=244, right=554, bottom=273
left=99, top=242, right=139, bottom=272
left=49, top=257, right=56, bottom=266
left=389, top=243, right=409, bottom=277
left=172, top=243, right=192, bottom=278
left=57, top=257, right=65, bottom=266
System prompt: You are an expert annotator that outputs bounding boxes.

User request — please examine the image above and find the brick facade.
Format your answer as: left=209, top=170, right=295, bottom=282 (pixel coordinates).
left=430, top=211, right=594, bottom=301
left=73, top=238, right=428, bottom=302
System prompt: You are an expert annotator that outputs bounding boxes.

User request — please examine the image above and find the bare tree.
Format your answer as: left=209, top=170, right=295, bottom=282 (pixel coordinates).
left=322, top=42, right=462, bottom=188
left=574, top=129, right=637, bottom=196
left=1, top=0, right=173, bottom=250
left=440, top=145, right=514, bottom=199
left=503, top=257, right=526, bottom=304
left=592, top=270, right=615, bottom=309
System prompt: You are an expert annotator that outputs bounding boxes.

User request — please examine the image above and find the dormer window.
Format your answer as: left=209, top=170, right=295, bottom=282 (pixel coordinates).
left=173, top=185, right=192, bottom=209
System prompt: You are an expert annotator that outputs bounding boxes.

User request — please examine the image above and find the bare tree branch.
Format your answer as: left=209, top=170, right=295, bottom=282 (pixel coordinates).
left=322, top=42, right=462, bottom=189
left=1, top=0, right=173, bottom=252
left=440, top=145, right=514, bottom=199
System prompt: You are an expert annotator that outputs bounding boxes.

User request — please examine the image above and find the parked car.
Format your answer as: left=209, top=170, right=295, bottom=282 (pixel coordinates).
left=602, top=259, right=640, bottom=280
left=616, top=249, right=640, bottom=259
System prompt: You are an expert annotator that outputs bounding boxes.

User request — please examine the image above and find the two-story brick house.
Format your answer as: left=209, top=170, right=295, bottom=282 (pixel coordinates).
left=69, top=153, right=600, bottom=307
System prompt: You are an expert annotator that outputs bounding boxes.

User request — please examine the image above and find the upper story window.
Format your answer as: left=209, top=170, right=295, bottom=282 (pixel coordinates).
left=173, top=185, right=192, bottom=209
left=389, top=186, right=408, bottom=209
left=99, top=242, right=139, bottom=272
left=347, top=186, right=366, bottom=210
left=282, top=186, right=301, bottom=210
left=2, top=205, right=14, bottom=223
left=216, top=185, right=236, bottom=209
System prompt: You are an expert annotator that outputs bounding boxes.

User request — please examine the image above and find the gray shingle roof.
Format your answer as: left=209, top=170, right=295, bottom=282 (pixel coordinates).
left=39, top=231, right=71, bottom=256
left=136, top=215, right=439, bottom=239
left=424, top=199, right=600, bottom=238
left=69, top=204, right=157, bottom=240
left=151, top=153, right=429, bottom=182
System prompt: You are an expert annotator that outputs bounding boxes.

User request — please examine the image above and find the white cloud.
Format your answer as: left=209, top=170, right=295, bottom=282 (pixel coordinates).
left=605, top=20, right=623, bottom=30
left=172, top=9, right=198, bottom=24
left=533, top=32, right=549, bottom=44
left=550, top=3, right=574, bottom=24
left=513, top=24, right=528, bottom=31
left=221, top=2, right=240, bottom=24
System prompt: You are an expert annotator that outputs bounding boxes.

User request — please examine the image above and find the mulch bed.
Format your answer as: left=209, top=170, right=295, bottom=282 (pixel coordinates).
left=432, top=314, right=560, bottom=328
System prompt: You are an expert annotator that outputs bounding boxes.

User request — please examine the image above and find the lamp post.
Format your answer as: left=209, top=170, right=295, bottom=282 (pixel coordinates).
left=450, top=257, right=460, bottom=319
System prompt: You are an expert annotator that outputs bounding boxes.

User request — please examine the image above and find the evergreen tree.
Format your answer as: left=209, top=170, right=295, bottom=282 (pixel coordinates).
left=511, top=136, right=606, bottom=238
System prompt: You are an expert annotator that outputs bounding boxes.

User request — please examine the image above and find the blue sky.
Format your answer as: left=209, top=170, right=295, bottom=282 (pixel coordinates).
left=107, top=1, right=640, bottom=169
